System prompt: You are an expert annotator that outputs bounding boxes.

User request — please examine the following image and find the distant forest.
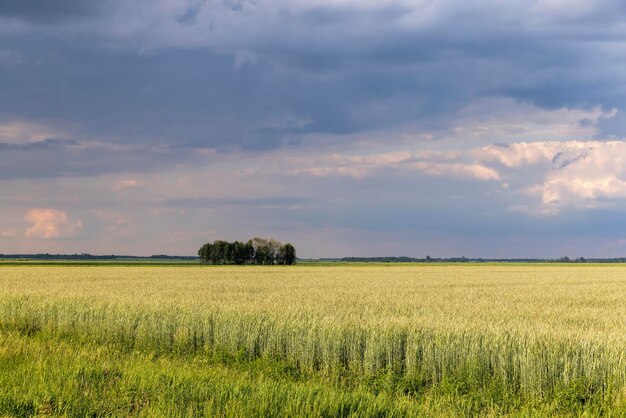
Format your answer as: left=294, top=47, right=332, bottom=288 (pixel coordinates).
left=0, top=254, right=197, bottom=261
left=340, top=256, right=626, bottom=263
left=3, top=254, right=626, bottom=263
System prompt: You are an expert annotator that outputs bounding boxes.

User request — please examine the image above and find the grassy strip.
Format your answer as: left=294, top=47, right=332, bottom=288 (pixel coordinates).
left=1, top=296, right=624, bottom=401
left=1, top=331, right=624, bottom=417
left=0, top=331, right=453, bottom=417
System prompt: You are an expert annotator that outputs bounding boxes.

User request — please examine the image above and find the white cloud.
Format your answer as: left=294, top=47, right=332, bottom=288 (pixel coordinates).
left=24, top=208, right=82, bottom=239
left=286, top=149, right=500, bottom=181
left=413, top=161, right=501, bottom=181
left=538, top=142, right=626, bottom=209
left=285, top=138, right=626, bottom=213
left=471, top=141, right=571, bottom=168
left=472, top=140, right=626, bottom=213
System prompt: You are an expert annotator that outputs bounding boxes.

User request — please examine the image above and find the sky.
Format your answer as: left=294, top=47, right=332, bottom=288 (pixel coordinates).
left=2, top=0, right=626, bottom=258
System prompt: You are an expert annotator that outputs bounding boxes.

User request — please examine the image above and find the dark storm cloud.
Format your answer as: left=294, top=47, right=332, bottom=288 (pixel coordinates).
left=0, top=45, right=286, bottom=152
left=0, top=0, right=105, bottom=23
left=0, top=138, right=79, bottom=151
left=1, top=0, right=625, bottom=157
left=0, top=139, right=206, bottom=180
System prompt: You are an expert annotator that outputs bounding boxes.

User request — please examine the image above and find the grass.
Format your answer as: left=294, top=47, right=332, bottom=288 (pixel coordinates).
left=0, top=264, right=625, bottom=416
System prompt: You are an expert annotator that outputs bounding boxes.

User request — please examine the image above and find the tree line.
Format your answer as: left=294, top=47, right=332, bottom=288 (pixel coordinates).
left=0, top=253, right=196, bottom=261
left=197, top=237, right=296, bottom=265
left=340, top=256, right=469, bottom=263
left=339, top=256, right=600, bottom=263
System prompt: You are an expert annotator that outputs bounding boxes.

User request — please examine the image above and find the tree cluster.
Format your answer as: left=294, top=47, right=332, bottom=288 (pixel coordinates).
left=198, top=237, right=296, bottom=265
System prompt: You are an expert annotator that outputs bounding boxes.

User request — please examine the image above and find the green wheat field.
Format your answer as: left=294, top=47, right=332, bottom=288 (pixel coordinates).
left=0, top=264, right=625, bottom=417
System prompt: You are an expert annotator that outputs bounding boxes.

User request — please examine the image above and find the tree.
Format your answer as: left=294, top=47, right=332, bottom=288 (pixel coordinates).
left=198, top=238, right=295, bottom=265
left=244, top=241, right=254, bottom=264
left=211, top=240, right=229, bottom=264
left=277, top=243, right=296, bottom=265
left=276, top=245, right=286, bottom=265
left=232, top=241, right=244, bottom=265
left=224, top=241, right=235, bottom=264
left=267, top=239, right=281, bottom=264
left=250, top=237, right=274, bottom=265
left=231, top=241, right=254, bottom=265
left=198, top=243, right=212, bottom=264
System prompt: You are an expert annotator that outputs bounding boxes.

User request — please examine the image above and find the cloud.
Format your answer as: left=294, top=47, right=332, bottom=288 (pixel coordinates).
left=413, top=162, right=500, bottom=181
left=91, top=210, right=139, bottom=239
left=286, top=151, right=417, bottom=178
left=24, top=208, right=82, bottom=239
left=162, top=196, right=309, bottom=210
left=274, top=138, right=626, bottom=213
left=4, top=0, right=626, bottom=257
left=471, top=140, right=626, bottom=213
left=289, top=151, right=415, bottom=179
left=0, top=138, right=80, bottom=151
left=0, top=119, right=66, bottom=144
left=536, top=142, right=626, bottom=210
left=450, top=98, right=617, bottom=144
left=39, top=1, right=622, bottom=64
left=0, top=229, right=16, bottom=237
left=114, top=179, right=139, bottom=192
left=471, top=141, right=568, bottom=168
left=282, top=148, right=502, bottom=182
left=0, top=47, right=22, bottom=65
left=0, top=0, right=104, bottom=24
left=1, top=1, right=624, bottom=155
left=0, top=117, right=220, bottom=180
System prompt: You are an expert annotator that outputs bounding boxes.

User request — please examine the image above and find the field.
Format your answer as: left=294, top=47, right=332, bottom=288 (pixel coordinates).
left=0, top=264, right=625, bottom=417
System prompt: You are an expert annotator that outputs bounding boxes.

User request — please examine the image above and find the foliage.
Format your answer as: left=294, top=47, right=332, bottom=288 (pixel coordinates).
left=198, top=237, right=296, bottom=265
left=277, top=243, right=296, bottom=265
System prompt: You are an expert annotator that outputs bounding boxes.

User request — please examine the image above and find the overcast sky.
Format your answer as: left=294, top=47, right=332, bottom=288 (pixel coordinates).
left=2, top=0, right=626, bottom=258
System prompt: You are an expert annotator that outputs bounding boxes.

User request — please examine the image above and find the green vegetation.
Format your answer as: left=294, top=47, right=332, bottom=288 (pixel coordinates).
left=198, top=237, right=296, bottom=265
left=0, top=265, right=625, bottom=416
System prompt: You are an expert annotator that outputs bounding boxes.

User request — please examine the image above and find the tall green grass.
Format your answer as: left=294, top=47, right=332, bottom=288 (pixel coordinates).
left=0, top=265, right=625, bottom=416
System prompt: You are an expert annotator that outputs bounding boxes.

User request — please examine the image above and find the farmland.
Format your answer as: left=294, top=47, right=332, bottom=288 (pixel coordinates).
left=0, top=264, right=625, bottom=416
